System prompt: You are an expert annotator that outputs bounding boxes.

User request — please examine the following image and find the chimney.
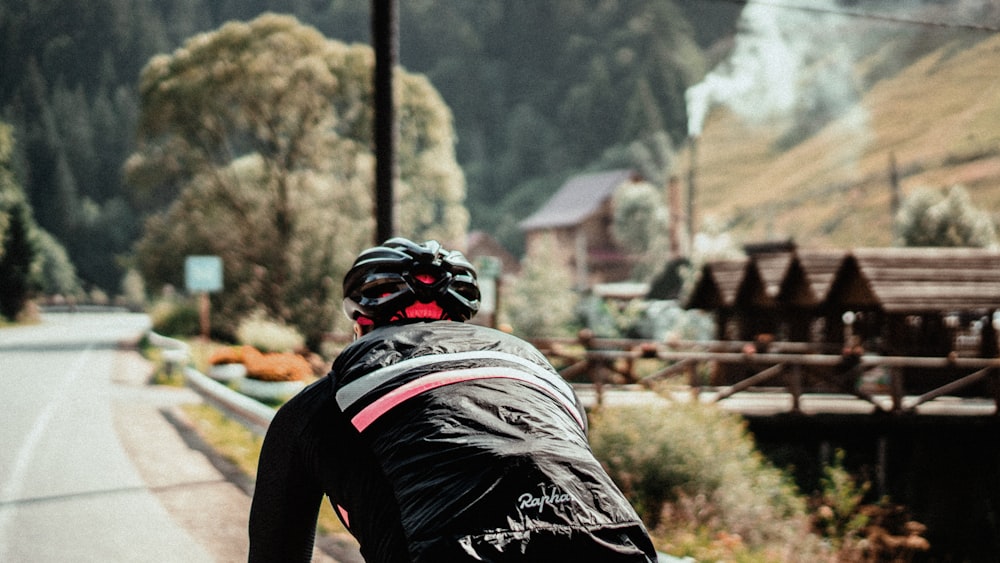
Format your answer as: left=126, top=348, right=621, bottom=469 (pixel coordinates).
left=686, top=136, right=698, bottom=256
left=667, top=175, right=683, bottom=259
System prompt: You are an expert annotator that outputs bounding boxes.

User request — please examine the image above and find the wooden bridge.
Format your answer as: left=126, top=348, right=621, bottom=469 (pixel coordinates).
left=554, top=246, right=1000, bottom=417
left=538, top=334, right=1000, bottom=417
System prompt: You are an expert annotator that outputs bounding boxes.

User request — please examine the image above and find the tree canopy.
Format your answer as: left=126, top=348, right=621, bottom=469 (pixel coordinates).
left=612, top=179, right=672, bottom=280
left=501, top=233, right=579, bottom=337
left=0, top=120, right=80, bottom=319
left=127, top=14, right=467, bottom=347
left=0, top=0, right=728, bottom=294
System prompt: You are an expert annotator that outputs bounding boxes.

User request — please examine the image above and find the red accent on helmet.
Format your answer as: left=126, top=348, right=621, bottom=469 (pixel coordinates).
left=390, top=301, right=446, bottom=322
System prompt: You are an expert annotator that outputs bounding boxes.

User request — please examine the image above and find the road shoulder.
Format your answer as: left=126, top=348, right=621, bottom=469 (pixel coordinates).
left=111, top=346, right=348, bottom=562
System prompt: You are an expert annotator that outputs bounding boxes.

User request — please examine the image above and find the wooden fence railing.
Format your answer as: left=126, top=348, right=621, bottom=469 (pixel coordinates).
left=530, top=331, right=1000, bottom=415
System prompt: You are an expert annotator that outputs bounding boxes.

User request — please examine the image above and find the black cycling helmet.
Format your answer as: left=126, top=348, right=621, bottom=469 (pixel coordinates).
left=343, top=237, right=480, bottom=325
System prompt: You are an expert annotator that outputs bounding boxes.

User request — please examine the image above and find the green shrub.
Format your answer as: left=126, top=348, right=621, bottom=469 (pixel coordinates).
left=120, top=268, right=147, bottom=310
left=812, top=448, right=871, bottom=548
left=589, top=403, right=828, bottom=560
left=149, top=299, right=201, bottom=337
left=807, top=449, right=929, bottom=561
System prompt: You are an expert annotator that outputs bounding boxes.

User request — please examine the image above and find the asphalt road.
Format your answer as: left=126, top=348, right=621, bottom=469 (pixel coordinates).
left=0, top=312, right=308, bottom=562
left=0, top=311, right=703, bottom=563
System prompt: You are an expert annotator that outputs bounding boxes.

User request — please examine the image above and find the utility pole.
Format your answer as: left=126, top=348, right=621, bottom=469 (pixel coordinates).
left=889, top=152, right=901, bottom=219
left=372, top=0, right=397, bottom=244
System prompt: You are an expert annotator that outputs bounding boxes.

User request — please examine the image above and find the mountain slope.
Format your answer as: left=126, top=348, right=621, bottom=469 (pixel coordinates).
left=688, top=32, right=1000, bottom=249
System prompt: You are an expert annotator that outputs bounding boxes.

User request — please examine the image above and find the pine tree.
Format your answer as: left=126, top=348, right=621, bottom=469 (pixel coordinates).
left=0, top=201, right=37, bottom=320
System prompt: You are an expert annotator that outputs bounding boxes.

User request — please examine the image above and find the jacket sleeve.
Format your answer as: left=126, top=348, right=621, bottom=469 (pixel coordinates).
left=248, top=397, right=324, bottom=563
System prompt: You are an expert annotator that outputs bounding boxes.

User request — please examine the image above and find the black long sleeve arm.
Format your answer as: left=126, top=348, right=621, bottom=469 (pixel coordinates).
left=248, top=403, right=324, bottom=563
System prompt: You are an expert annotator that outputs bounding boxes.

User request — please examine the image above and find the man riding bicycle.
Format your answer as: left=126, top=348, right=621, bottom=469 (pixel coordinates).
left=249, top=237, right=657, bottom=562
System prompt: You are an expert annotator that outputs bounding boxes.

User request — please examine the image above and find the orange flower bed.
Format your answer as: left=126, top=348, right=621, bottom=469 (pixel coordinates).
left=207, top=345, right=313, bottom=382
left=242, top=347, right=313, bottom=382
left=208, top=345, right=252, bottom=365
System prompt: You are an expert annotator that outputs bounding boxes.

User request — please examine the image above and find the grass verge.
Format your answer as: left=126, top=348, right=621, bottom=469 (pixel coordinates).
left=179, top=402, right=349, bottom=537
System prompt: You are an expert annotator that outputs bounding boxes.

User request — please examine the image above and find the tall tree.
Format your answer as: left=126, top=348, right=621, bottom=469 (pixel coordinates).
left=501, top=233, right=579, bottom=337
left=0, top=199, right=36, bottom=320
left=0, top=122, right=36, bottom=318
left=0, top=120, right=80, bottom=305
left=1, top=0, right=718, bottom=294
left=392, top=1, right=706, bottom=253
left=612, top=180, right=672, bottom=280
left=127, top=14, right=467, bottom=347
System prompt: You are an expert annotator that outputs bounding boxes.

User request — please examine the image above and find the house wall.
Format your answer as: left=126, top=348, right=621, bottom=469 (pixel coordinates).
left=579, top=202, right=632, bottom=285
left=523, top=202, right=633, bottom=289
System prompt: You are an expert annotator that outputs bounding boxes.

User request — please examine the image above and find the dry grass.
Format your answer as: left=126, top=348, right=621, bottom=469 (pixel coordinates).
left=686, top=34, right=1000, bottom=249
left=182, top=403, right=264, bottom=476
left=180, top=403, right=349, bottom=536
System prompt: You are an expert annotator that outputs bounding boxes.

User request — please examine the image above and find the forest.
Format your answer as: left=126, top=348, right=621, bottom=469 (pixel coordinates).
left=0, top=0, right=741, bottom=296
left=2, top=0, right=997, bottom=303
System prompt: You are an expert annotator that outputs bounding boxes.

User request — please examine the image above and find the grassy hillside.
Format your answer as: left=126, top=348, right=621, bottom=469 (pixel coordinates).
left=686, top=33, right=1000, bottom=249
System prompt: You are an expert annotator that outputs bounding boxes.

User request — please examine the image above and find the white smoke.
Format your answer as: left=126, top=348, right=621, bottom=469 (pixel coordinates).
left=685, top=0, right=1000, bottom=139
left=686, top=0, right=857, bottom=138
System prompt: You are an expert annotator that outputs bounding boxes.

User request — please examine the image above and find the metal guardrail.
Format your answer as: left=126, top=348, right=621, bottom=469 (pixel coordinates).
left=184, top=367, right=275, bottom=435
left=148, top=331, right=276, bottom=435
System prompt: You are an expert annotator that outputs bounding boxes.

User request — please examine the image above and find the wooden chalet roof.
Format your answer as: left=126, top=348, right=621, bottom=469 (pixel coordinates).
left=519, top=169, right=638, bottom=231
left=753, top=251, right=795, bottom=302
left=687, top=243, right=805, bottom=309
left=797, top=250, right=847, bottom=300
left=782, top=249, right=847, bottom=306
left=686, top=247, right=1000, bottom=314
left=685, top=257, right=749, bottom=309
left=831, top=247, right=1000, bottom=313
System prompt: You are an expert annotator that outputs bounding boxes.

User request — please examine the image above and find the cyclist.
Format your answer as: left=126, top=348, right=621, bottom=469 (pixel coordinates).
left=248, top=237, right=657, bottom=562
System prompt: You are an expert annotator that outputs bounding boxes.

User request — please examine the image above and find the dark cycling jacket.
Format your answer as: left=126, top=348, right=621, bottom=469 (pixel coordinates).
left=249, top=321, right=656, bottom=562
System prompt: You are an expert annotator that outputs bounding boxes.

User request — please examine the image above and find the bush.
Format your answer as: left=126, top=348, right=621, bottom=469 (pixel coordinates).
left=120, top=268, right=147, bottom=310
left=149, top=299, right=201, bottom=337
left=236, top=311, right=306, bottom=353
left=894, top=184, right=998, bottom=247
left=577, top=297, right=715, bottom=340
left=589, top=403, right=828, bottom=560
left=810, top=449, right=929, bottom=561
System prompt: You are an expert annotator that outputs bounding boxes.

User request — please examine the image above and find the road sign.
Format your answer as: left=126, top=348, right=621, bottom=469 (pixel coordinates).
left=185, top=255, right=223, bottom=293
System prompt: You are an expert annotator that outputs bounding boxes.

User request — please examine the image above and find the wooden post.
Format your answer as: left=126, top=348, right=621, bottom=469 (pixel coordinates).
left=993, top=368, right=1000, bottom=416
left=876, top=434, right=889, bottom=498
left=890, top=366, right=904, bottom=412
left=688, top=360, right=700, bottom=401
left=199, top=292, right=210, bottom=341
left=790, top=363, right=803, bottom=413
left=578, top=329, right=602, bottom=406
